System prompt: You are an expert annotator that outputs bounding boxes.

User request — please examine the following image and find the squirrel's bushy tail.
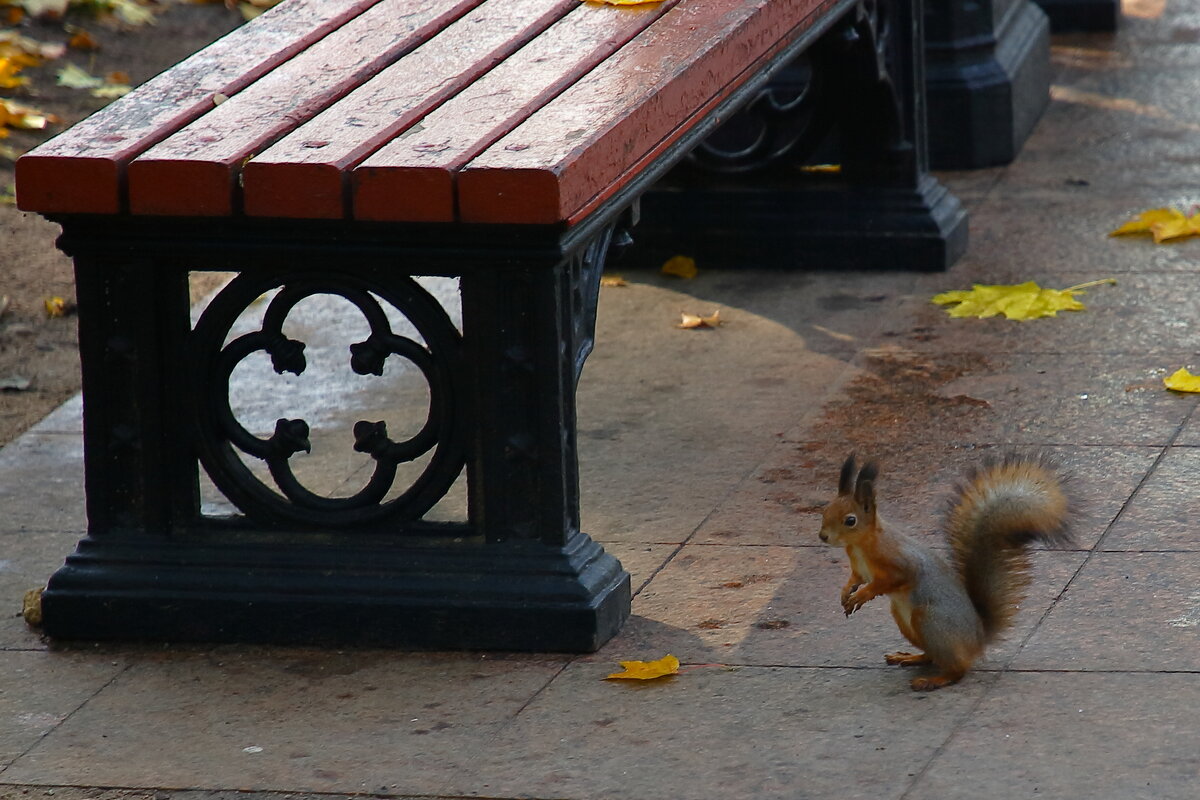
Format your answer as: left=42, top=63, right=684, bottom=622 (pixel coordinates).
left=946, top=455, right=1071, bottom=640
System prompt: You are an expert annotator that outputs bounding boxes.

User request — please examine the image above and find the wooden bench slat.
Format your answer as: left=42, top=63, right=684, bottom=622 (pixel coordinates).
left=15, top=0, right=386, bottom=215
left=126, top=0, right=483, bottom=217
left=351, top=1, right=675, bottom=223
left=242, top=0, right=578, bottom=220
left=457, top=0, right=839, bottom=224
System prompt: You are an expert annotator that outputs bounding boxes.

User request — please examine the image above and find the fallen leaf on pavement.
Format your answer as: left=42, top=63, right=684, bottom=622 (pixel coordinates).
left=16, top=0, right=70, bottom=19
left=678, top=309, right=721, bottom=329
left=67, top=27, right=100, bottom=50
left=600, top=275, right=627, bottom=287
left=1110, top=207, right=1200, bottom=243
left=0, top=374, right=32, bottom=391
left=661, top=254, right=697, bottom=279
left=1164, top=368, right=1200, bottom=393
left=932, top=279, right=1115, bottom=321
left=22, top=587, right=42, bottom=627
left=0, top=98, right=60, bottom=136
left=56, top=62, right=131, bottom=98
left=605, top=654, right=680, bottom=680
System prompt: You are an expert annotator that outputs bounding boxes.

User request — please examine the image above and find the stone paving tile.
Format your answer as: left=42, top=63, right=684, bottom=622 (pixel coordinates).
left=0, top=435, right=85, bottom=534
left=804, top=349, right=1196, bottom=448
left=1170, top=411, right=1200, bottom=446
left=583, top=544, right=1084, bottom=680
left=0, top=529, right=83, bottom=651
left=955, top=189, right=1200, bottom=275
left=575, top=278, right=856, bottom=544
left=934, top=167, right=1005, bottom=205
left=912, top=673, right=1200, bottom=800
left=692, top=441, right=1157, bottom=551
left=902, top=271, right=1200, bottom=356
left=476, top=662, right=985, bottom=800
left=1102, top=447, right=1200, bottom=550
left=23, top=395, right=81, bottom=435
left=0, top=790, right=385, bottom=800
left=596, top=541, right=677, bottom=596
left=0, top=651, right=125, bottom=770
left=0, top=649, right=567, bottom=795
left=1014, top=552, right=1200, bottom=671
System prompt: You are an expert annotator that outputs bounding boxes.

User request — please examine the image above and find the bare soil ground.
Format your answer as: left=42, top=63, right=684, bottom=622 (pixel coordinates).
left=0, top=5, right=243, bottom=446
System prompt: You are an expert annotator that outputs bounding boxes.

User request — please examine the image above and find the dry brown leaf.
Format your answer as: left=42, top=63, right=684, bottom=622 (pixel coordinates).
left=677, top=309, right=721, bottom=329
left=68, top=28, right=100, bottom=50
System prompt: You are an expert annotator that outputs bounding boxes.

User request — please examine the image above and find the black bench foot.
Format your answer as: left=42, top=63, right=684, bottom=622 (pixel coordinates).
left=637, top=174, right=966, bottom=271
left=1033, top=0, right=1119, bottom=32
left=42, top=530, right=630, bottom=651
left=925, top=0, right=1052, bottom=169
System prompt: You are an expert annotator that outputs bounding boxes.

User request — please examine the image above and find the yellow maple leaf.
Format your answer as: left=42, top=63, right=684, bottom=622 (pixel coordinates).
left=1164, top=368, right=1200, bottom=393
left=661, top=254, right=697, bottom=279
left=678, top=309, right=721, bottom=329
left=599, top=275, right=627, bottom=287
left=1110, top=207, right=1200, bottom=243
left=0, top=98, right=60, bottom=135
left=931, top=279, right=1115, bottom=321
left=605, top=654, right=680, bottom=680
left=44, top=296, right=66, bottom=317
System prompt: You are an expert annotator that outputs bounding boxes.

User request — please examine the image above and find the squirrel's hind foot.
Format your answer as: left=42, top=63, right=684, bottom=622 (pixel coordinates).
left=910, top=671, right=965, bottom=692
left=885, top=651, right=931, bottom=667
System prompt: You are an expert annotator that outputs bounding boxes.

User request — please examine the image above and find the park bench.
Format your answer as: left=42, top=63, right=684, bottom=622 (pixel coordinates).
left=16, top=0, right=965, bottom=651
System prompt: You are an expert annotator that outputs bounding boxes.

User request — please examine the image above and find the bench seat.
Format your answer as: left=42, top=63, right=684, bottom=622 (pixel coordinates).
left=20, top=0, right=842, bottom=224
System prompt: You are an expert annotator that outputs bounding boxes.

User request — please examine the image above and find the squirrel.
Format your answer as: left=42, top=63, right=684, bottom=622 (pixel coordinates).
left=818, top=453, right=1071, bottom=691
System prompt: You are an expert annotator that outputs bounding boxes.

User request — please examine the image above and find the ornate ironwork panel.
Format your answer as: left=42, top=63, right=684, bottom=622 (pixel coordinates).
left=189, top=269, right=465, bottom=529
left=686, top=54, right=834, bottom=174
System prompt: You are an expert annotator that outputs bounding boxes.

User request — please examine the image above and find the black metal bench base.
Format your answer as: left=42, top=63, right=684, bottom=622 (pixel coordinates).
left=42, top=530, right=629, bottom=651
left=925, top=0, right=1052, bottom=169
left=1033, top=0, right=1118, bottom=31
left=637, top=174, right=967, bottom=271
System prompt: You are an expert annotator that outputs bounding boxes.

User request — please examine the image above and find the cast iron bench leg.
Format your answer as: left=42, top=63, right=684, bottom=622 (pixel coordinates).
left=41, top=222, right=629, bottom=651
left=638, top=0, right=969, bottom=271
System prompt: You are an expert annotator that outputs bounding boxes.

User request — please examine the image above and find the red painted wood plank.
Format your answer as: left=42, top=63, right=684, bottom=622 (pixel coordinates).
left=243, top=0, right=577, bottom=220
left=458, top=0, right=839, bottom=224
left=126, top=0, right=482, bottom=217
left=15, top=0, right=386, bottom=215
left=351, top=1, right=674, bottom=223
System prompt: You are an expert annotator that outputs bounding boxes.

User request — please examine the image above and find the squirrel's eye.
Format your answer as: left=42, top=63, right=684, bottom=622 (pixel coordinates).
left=843, top=514, right=857, bottom=527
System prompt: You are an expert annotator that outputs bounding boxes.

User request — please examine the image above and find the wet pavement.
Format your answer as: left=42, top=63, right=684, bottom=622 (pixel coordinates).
left=2, top=2, right=1200, bottom=798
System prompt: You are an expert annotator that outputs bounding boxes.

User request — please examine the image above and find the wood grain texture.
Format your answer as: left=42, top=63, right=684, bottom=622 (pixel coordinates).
left=243, top=0, right=578, bottom=220
left=15, top=0, right=386, bottom=215
left=457, top=0, right=838, bottom=224
left=351, top=1, right=674, bottom=223
left=126, top=0, right=482, bottom=216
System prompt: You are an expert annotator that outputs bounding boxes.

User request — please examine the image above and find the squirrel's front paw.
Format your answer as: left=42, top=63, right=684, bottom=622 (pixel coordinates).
left=842, top=590, right=868, bottom=616
left=840, top=582, right=861, bottom=607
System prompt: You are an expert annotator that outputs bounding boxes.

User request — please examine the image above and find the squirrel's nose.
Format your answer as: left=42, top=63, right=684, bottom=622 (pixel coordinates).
left=819, top=532, right=828, bottom=542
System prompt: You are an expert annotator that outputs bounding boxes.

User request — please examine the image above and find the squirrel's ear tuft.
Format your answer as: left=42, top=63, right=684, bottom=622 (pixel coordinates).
left=855, top=461, right=879, bottom=512
left=839, top=454, right=857, bottom=495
